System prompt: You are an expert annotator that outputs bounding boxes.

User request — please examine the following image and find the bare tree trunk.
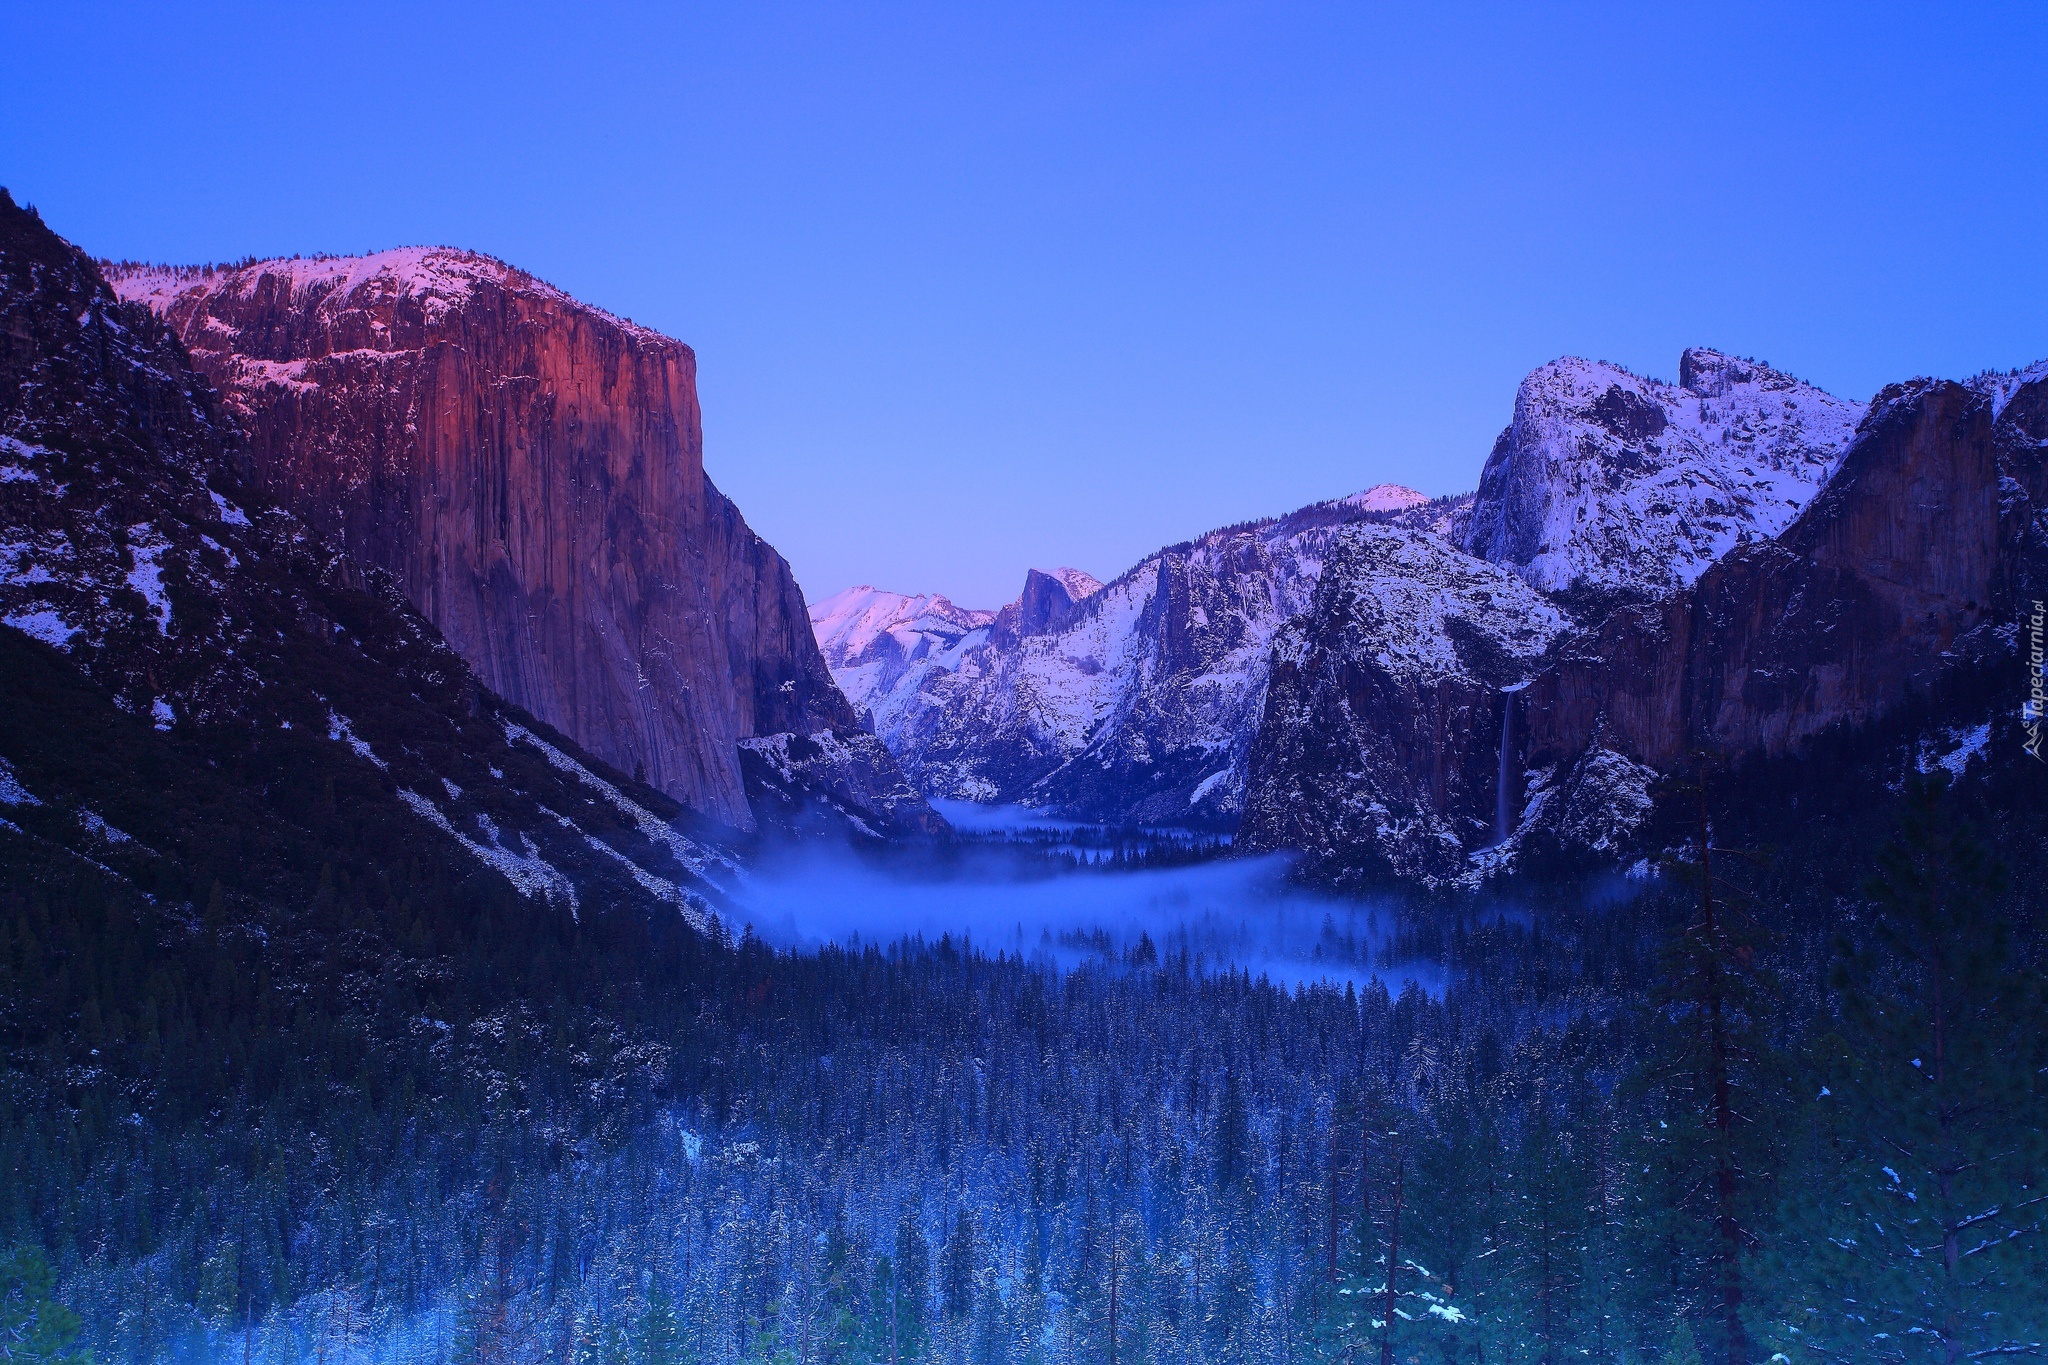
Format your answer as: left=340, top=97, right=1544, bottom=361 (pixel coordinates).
left=1380, top=1149, right=1404, bottom=1365
left=1699, top=789, right=1749, bottom=1365
left=1108, top=1216, right=1121, bottom=1365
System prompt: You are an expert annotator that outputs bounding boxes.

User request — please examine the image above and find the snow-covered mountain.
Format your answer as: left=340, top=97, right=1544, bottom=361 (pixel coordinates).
left=1238, top=524, right=1569, bottom=884
left=1243, top=352, right=2046, bottom=887
left=1456, top=348, right=1864, bottom=609
left=819, top=344, right=2038, bottom=888
left=811, top=585, right=999, bottom=728
left=815, top=488, right=1444, bottom=826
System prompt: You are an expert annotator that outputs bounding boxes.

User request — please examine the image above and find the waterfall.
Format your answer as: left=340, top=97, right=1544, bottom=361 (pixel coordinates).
left=1494, top=695, right=1514, bottom=845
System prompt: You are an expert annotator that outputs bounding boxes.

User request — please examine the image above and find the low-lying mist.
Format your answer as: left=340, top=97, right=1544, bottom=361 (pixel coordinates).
left=724, top=810, right=1445, bottom=995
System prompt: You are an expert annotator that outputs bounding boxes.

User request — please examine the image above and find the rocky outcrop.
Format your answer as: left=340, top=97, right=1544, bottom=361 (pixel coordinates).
left=1233, top=350, right=2041, bottom=886
left=991, top=567, right=1103, bottom=642
left=1, top=192, right=733, bottom=926
left=1235, top=525, right=1569, bottom=885
left=738, top=729, right=953, bottom=840
left=1509, top=372, right=2037, bottom=864
left=821, top=488, right=1447, bottom=827
left=1456, top=349, right=1863, bottom=611
left=107, top=250, right=903, bottom=831
left=810, top=585, right=998, bottom=730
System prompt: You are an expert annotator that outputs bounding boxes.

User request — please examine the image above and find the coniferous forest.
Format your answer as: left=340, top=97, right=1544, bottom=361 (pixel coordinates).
left=5, top=713, right=2043, bottom=1364
left=4, top=14, right=2048, bottom=1362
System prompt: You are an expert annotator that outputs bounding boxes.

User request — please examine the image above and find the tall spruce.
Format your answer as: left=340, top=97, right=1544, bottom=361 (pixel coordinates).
left=1758, top=776, right=2046, bottom=1364
left=1635, top=773, right=1785, bottom=1365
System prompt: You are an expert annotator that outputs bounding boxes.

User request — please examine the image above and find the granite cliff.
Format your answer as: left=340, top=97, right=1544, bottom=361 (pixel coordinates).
left=0, top=191, right=733, bottom=926
left=108, top=250, right=922, bottom=834
left=1239, top=353, right=2043, bottom=885
left=814, top=487, right=1449, bottom=827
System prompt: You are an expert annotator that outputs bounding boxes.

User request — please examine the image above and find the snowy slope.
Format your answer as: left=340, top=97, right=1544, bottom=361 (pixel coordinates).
left=809, top=586, right=996, bottom=725
left=1972, top=357, right=2048, bottom=420
left=109, top=247, right=674, bottom=349
left=1239, top=522, right=1570, bottom=885
left=1458, top=349, right=1864, bottom=605
left=823, top=486, right=1447, bottom=825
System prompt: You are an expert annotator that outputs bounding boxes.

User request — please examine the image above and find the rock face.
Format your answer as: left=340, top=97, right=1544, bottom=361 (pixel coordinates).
left=1510, top=371, right=2042, bottom=866
left=1236, top=524, right=1569, bottom=884
left=991, top=567, right=1104, bottom=642
left=1237, top=350, right=2042, bottom=886
left=820, top=488, right=1446, bottom=827
left=1, top=192, right=733, bottom=926
left=810, top=585, right=997, bottom=729
left=1456, top=349, right=1863, bottom=610
left=738, top=729, right=953, bottom=839
left=107, top=250, right=891, bottom=831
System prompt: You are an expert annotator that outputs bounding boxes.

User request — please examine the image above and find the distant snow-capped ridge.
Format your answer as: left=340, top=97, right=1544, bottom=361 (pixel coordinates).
left=1339, top=483, right=1429, bottom=512
left=810, top=586, right=997, bottom=671
left=809, top=484, right=1452, bottom=826
left=108, top=246, right=679, bottom=348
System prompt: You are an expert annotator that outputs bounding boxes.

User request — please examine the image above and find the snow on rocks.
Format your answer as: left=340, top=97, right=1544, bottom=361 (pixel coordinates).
left=1458, top=349, right=1864, bottom=605
left=736, top=727, right=952, bottom=840
left=502, top=720, right=732, bottom=881
left=1338, top=484, right=1429, bottom=513
left=0, top=756, right=41, bottom=807
left=399, top=789, right=580, bottom=916
left=1237, top=523, right=1569, bottom=886
left=832, top=489, right=1448, bottom=827
left=109, top=247, right=675, bottom=348
left=326, top=708, right=389, bottom=771
left=809, top=585, right=996, bottom=727
left=123, top=525, right=172, bottom=633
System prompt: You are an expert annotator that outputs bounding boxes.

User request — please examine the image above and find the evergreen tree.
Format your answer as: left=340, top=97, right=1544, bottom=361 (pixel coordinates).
left=891, top=1213, right=930, bottom=1363
left=1659, top=1320, right=1705, bottom=1365
left=819, top=1220, right=869, bottom=1365
left=1635, top=779, right=1785, bottom=1365
left=643, top=1281, right=686, bottom=1365
left=0, top=1247, right=91, bottom=1365
left=1758, top=777, right=2047, bottom=1363
left=940, top=1210, right=976, bottom=1321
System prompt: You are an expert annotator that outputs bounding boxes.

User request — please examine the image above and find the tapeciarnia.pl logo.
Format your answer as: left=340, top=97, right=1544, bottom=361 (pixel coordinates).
left=2028, top=599, right=2046, bottom=761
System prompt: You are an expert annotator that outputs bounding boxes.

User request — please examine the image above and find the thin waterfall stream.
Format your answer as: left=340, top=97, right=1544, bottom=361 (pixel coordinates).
left=1494, top=694, right=1514, bottom=845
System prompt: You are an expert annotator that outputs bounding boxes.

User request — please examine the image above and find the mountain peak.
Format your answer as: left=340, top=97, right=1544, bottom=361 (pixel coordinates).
left=1459, top=349, right=1864, bottom=601
left=107, top=247, right=679, bottom=352
left=1338, top=484, right=1429, bottom=513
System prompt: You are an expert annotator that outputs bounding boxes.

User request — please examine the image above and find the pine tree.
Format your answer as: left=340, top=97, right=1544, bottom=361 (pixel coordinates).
left=643, top=1281, right=686, bottom=1365
left=940, top=1209, right=976, bottom=1321
left=892, top=1213, right=930, bottom=1363
left=1634, top=776, right=1784, bottom=1365
left=0, top=1246, right=91, bottom=1365
left=1659, top=1320, right=1705, bottom=1365
left=1758, top=777, right=2047, bottom=1363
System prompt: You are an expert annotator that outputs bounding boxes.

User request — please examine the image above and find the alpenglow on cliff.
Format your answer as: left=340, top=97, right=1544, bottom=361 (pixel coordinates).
left=110, top=249, right=916, bottom=832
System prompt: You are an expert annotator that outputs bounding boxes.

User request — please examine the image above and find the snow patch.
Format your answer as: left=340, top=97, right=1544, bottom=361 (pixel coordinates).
left=502, top=721, right=727, bottom=878
left=2, top=610, right=78, bottom=649
left=124, top=525, right=172, bottom=633
left=326, top=710, right=388, bottom=770
left=399, top=789, right=579, bottom=914
left=0, top=757, right=41, bottom=807
left=208, top=490, right=251, bottom=527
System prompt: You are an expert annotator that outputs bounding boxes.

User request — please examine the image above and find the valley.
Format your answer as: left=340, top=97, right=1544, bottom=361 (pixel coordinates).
left=2, top=185, right=2043, bottom=1365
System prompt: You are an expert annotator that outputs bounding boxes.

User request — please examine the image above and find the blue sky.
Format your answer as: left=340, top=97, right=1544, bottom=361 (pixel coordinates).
left=5, top=2, right=2044, bottom=607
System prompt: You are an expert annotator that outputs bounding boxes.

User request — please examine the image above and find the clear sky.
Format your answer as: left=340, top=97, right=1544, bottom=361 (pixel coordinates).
left=4, top=3, right=2044, bottom=608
